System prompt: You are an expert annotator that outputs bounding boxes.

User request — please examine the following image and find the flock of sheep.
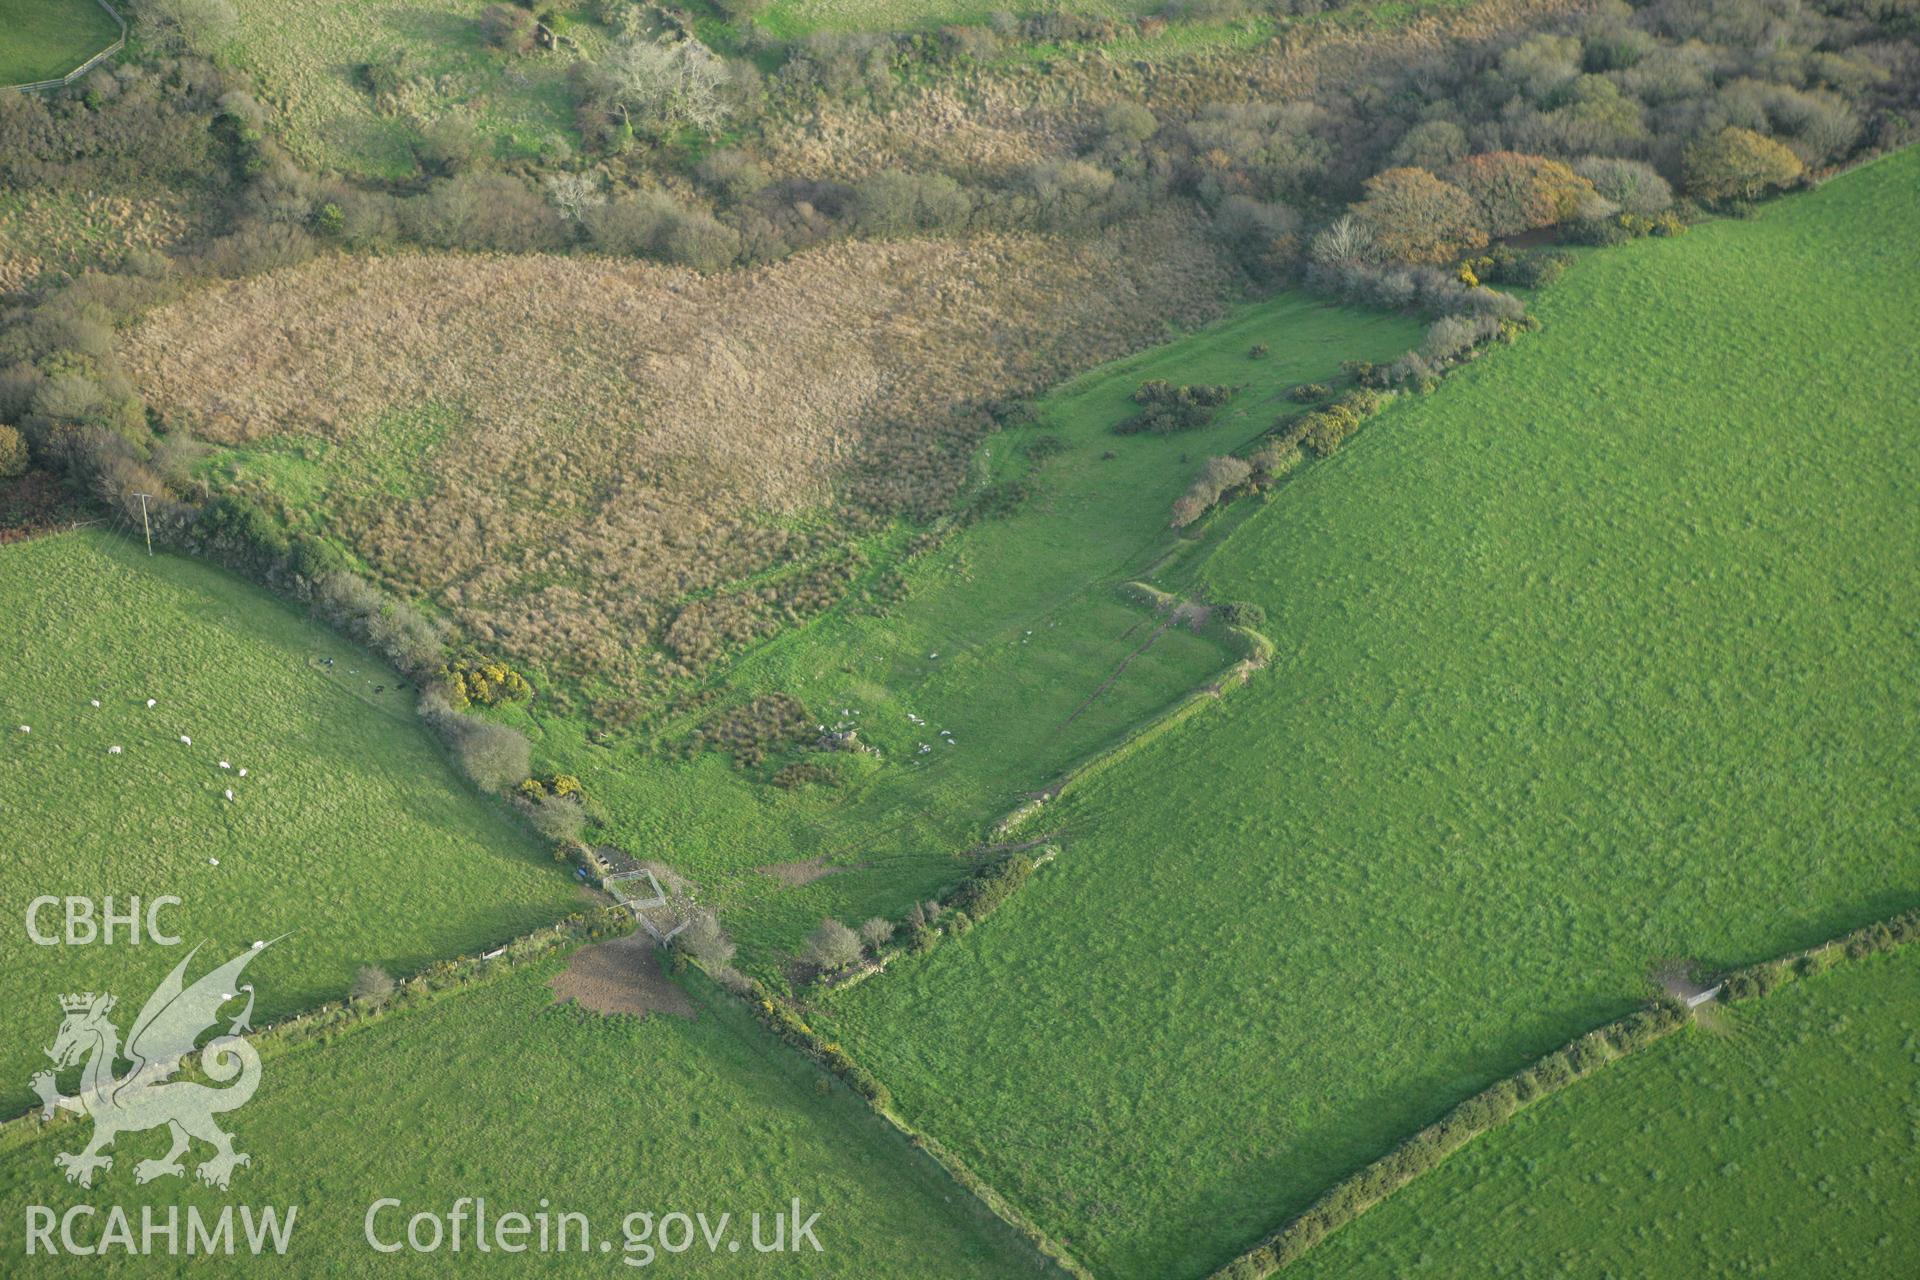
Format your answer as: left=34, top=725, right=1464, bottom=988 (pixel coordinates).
left=15, top=699, right=254, bottom=858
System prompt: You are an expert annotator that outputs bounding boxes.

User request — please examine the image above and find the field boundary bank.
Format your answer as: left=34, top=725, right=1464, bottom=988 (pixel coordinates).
left=700, top=960, right=1094, bottom=1280
left=0, top=906, right=631, bottom=1137
left=4, top=0, right=127, bottom=94
left=997, top=589, right=1272, bottom=838
left=693, top=590, right=1272, bottom=1280
left=1209, top=901, right=1920, bottom=1278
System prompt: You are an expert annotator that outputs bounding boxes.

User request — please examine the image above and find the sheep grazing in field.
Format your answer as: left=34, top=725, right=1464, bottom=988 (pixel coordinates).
left=108, top=746, right=122, bottom=755
left=238, top=768, right=248, bottom=777
left=90, top=699, right=100, bottom=707
left=146, top=699, right=156, bottom=708
left=208, top=857, right=219, bottom=866
left=219, top=761, right=231, bottom=770
left=179, top=735, right=191, bottom=745
left=16, top=725, right=27, bottom=733
left=223, top=788, right=234, bottom=801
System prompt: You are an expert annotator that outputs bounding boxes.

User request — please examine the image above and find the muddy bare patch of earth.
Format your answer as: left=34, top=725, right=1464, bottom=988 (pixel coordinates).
left=756, top=854, right=867, bottom=888
left=548, top=932, right=696, bottom=1019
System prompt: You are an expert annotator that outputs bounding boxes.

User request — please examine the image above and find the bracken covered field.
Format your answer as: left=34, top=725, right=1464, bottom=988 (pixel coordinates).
left=127, top=219, right=1234, bottom=695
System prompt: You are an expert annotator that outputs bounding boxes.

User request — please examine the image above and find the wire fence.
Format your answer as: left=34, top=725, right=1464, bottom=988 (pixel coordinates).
left=4, top=0, right=127, bottom=94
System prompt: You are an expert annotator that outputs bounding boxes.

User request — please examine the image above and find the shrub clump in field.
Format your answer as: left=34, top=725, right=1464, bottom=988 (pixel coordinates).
left=0, top=426, right=27, bottom=479
left=1250, top=439, right=1302, bottom=482
left=1171, top=455, right=1253, bottom=528
left=802, top=918, right=864, bottom=973
left=676, top=911, right=737, bottom=969
left=445, top=657, right=533, bottom=710
left=1684, top=127, right=1805, bottom=202
left=1116, top=380, right=1235, bottom=436
left=1217, top=600, right=1266, bottom=629
left=421, top=696, right=532, bottom=794
left=1288, top=383, right=1329, bottom=403
left=688, top=693, right=813, bottom=768
left=772, top=760, right=841, bottom=790
left=1470, top=244, right=1574, bottom=289
left=858, top=917, right=894, bottom=952
left=1291, top=388, right=1390, bottom=457
left=946, top=853, right=1035, bottom=923
left=349, top=965, right=396, bottom=1008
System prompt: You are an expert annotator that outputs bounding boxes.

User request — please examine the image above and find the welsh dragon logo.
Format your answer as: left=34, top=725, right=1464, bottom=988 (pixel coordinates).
left=32, top=941, right=277, bottom=1191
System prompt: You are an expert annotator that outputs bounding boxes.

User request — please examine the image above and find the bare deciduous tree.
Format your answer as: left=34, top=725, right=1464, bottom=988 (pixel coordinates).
left=589, top=38, right=732, bottom=135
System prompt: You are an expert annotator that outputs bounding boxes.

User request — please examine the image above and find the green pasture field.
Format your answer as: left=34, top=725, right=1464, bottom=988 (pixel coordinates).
left=506, top=293, right=1420, bottom=962
left=0, top=0, right=120, bottom=87
left=814, top=146, right=1920, bottom=1278
left=0, top=957, right=1052, bottom=1277
left=0, top=531, right=583, bottom=1111
left=1295, top=945, right=1920, bottom=1277
left=218, top=0, right=609, bottom=179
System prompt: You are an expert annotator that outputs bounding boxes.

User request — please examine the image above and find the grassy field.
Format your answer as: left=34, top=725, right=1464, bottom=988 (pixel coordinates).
left=216, top=0, right=609, bottom=178
left=0, top=956, right=1052, bottom=1277
left=514, top=291, right=1421, bottom=961
left=1294, top=946, right=1920, bottom=1277
left=814, top=147, right=1920, bottom=1278
left=0, top=532, right=583, bottom=1110
left=0, top=0, right=120, bottom=86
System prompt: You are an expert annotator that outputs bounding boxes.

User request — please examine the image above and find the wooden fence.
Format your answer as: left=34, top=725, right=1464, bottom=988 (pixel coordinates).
left=5, top=0, right=127, bottom=94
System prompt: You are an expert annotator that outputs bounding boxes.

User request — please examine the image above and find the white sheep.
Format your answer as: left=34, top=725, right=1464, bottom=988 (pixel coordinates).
left=16, top=725, right=27, bottom=734
left=208, top=857, right=219, bottom=866
left=223, top=788, right=234, bottom=801
left=146, top=699, right=156, bottom=708
left=180, top=735, right=191, bottom=745
left=219, top=761, right=231, bottom=770
left=90, top=699, right=100, bottom=707
left=238, top=768, right=248, bottom=777
left=108, top=745, right=123, bottom=755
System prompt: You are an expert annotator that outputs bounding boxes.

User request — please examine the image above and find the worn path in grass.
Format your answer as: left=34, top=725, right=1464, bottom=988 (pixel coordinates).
left=0, top=531, right=583, bottom=1112
left=815, top=148, right=1920, bottom=1278
left=0, top=957, right=1057, bottom=1277
left=517, top=293, right=1421, bottom=964
left=1293, top=945, right=1920, bottom=1277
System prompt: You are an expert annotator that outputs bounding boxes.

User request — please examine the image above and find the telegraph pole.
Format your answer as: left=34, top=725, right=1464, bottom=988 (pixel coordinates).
left=132, top=493, right=154, bottom=556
